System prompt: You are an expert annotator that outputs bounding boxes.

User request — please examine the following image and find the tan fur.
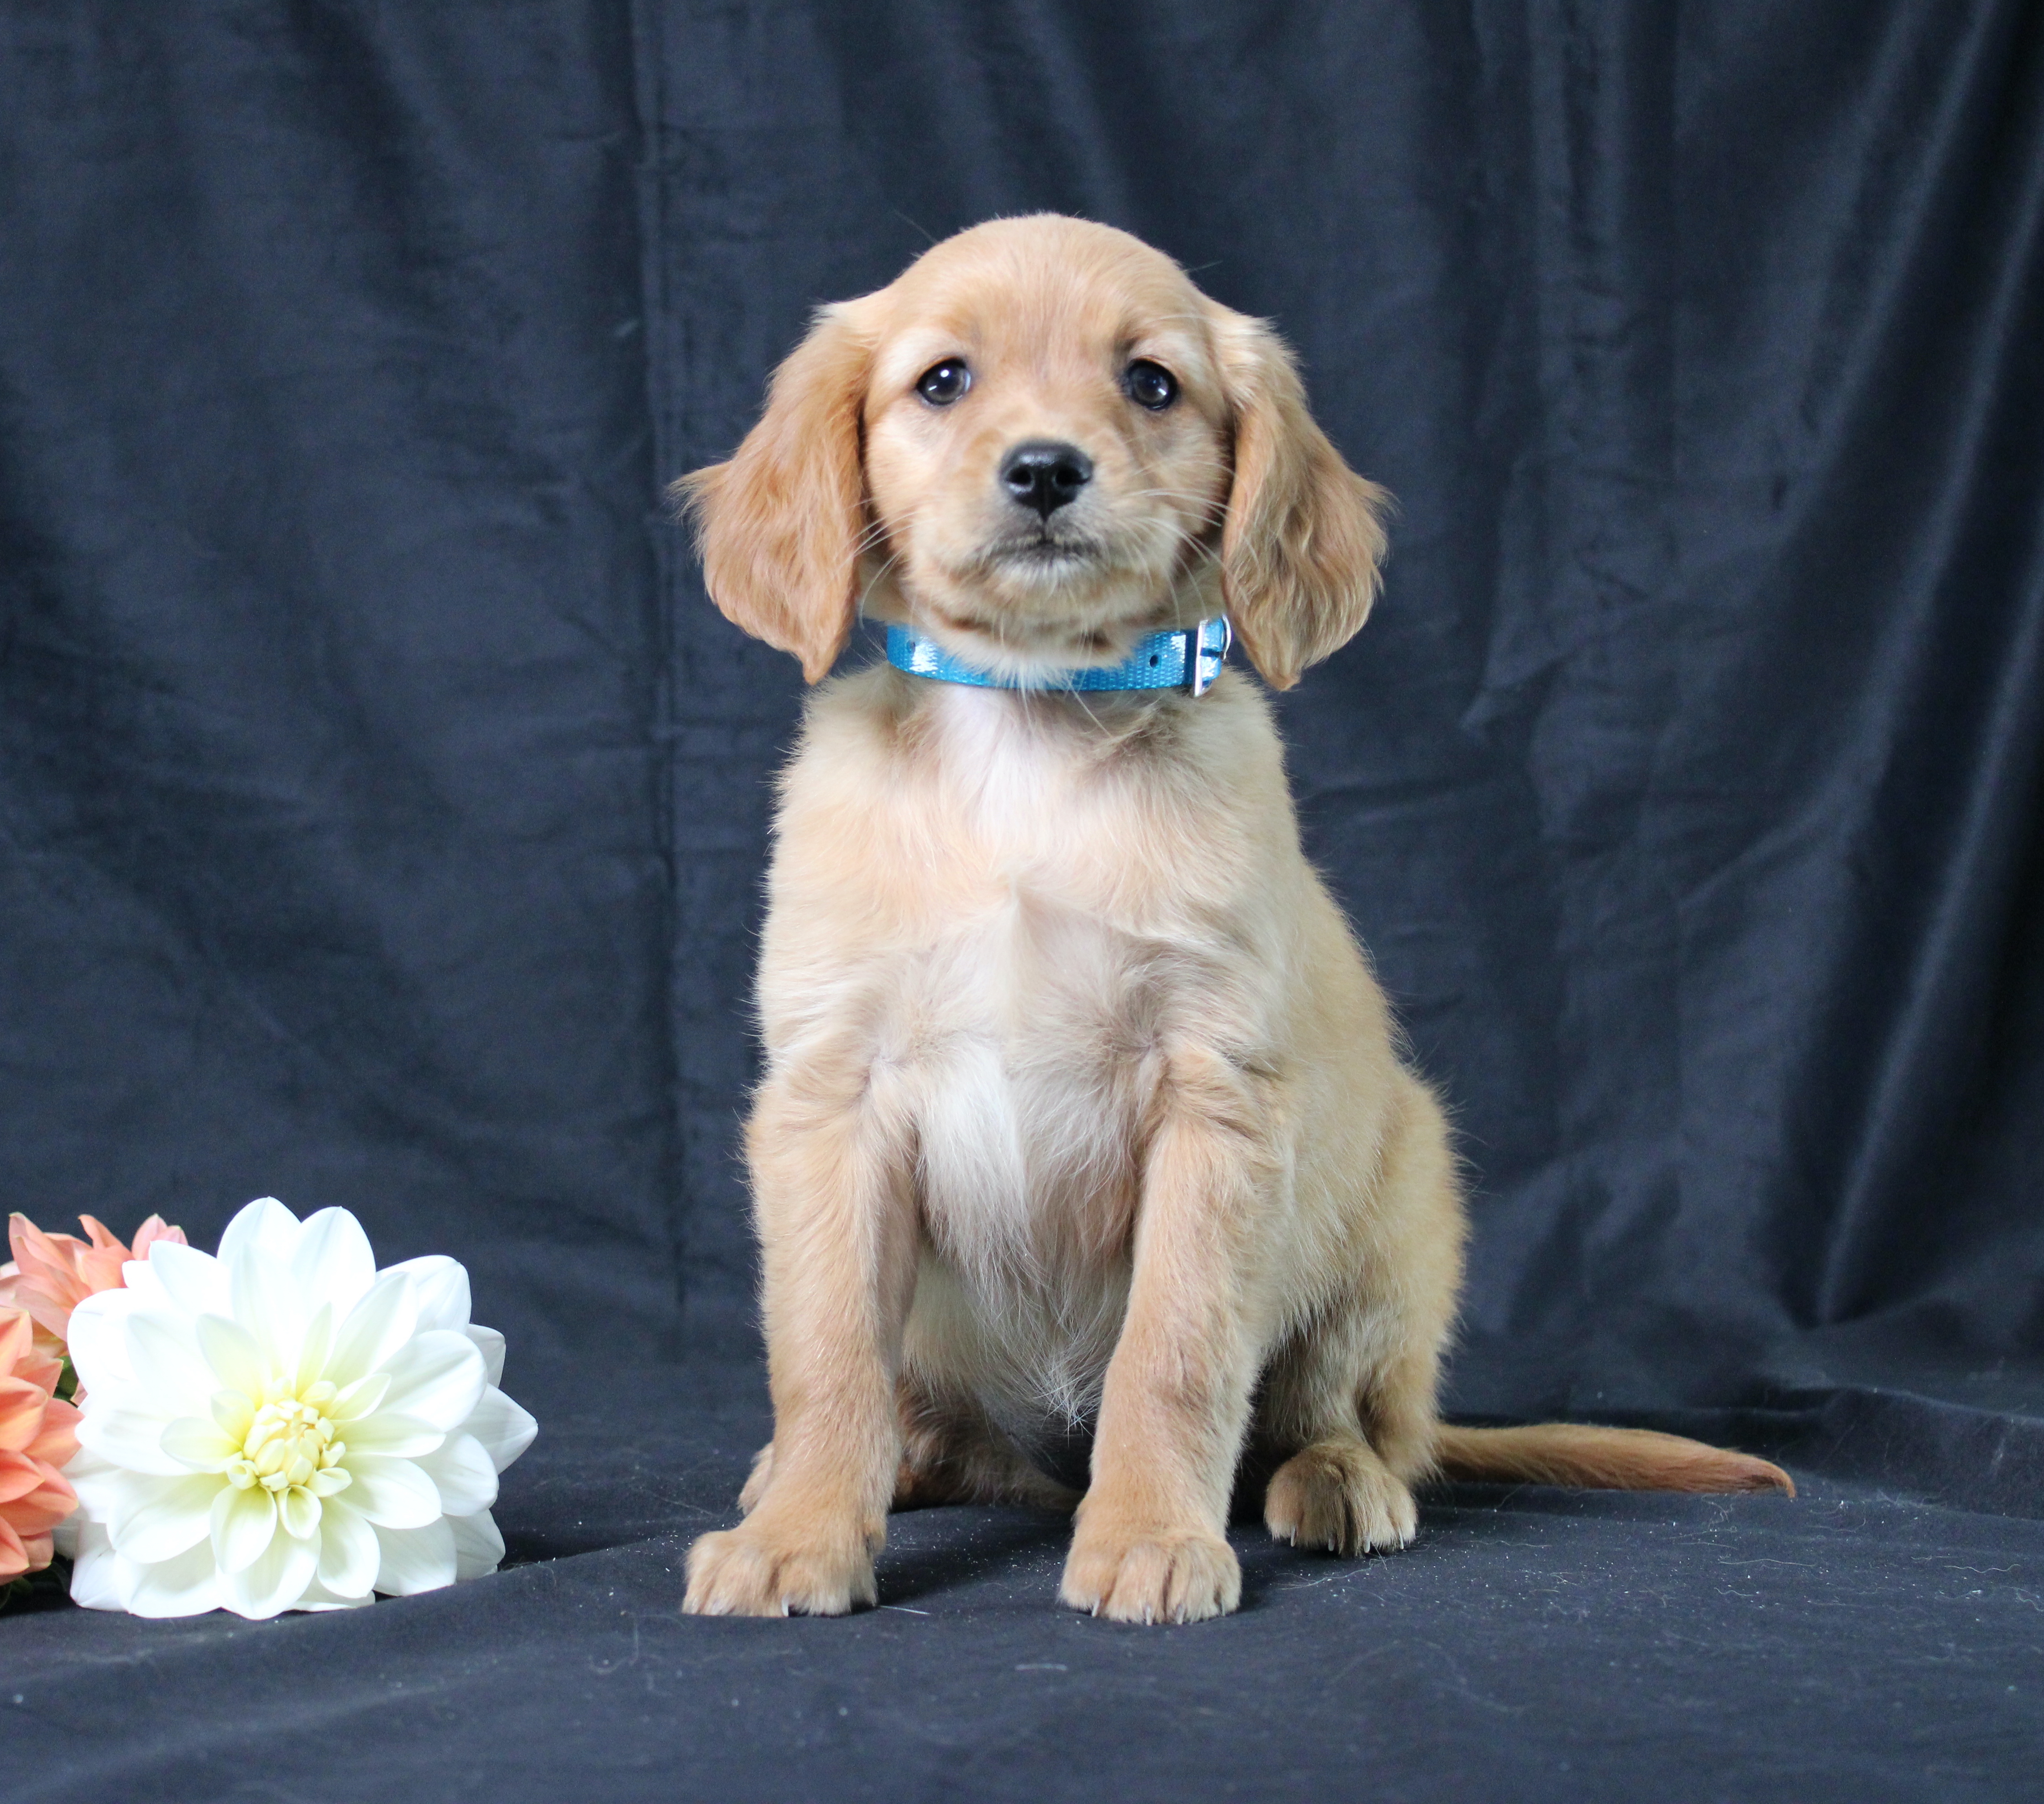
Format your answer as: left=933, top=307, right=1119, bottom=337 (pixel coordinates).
left=1431, top=1424, right=1791, bottom=1493
left=678, top=216, right=1790, bottom=1626
left=678, top=302, right=872, bottom=682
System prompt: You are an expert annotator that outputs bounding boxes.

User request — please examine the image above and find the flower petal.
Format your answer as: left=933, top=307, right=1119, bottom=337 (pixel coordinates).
left=0, top=1376, right=47, bottom=1453
left=211, top=1390, right=255, bottom=1442
left=110, top=1474, right=219, bottom=1564
left=289, top=1577, right=374, bottom=1612
left=158, top=1417, right=238, bottom=1472
left=465, top=1325, right=506, bottom=1387
left=376, top=1331, right=485, bottom=1432
left=339, top=1412, right=443, bottom=1460
left=0, top=1447, right=43, bottom=1503
left=75, top=1407, right=191, bottom=1477
left=78, top=1463, right=220, bottom=1561
left=140, top=1241, right=225, bottom=1318
left=0, top=1516, right=30, bottom=1581
left=448, top=1509, right=505, bottom=1582
left=344, top=1455, right=441, bottom=1529
left=0, top=1460, right=78, bottom=1535
left=331, top=1370, right=391, bottom=1423
left=64, top=1290, right=137, bottom=1399
left=328, top=1272, right=419, bottom=1386
left=418, top=1433, right=497, bottom=1517
left=315, top=1496, right=381, bottom=1599
left=5, top=1219, right=88, bottom=1315
left=111, top=1256, right=170, bottom=1314
left=26, top=1396, right=80, bottom=1468
left=292, top=1302, right=335, bottom=1395
left=289, top=1209, right=378, bottom=1319
left=62, top=1445, right=125, bottom=1518
left=230, top=1243, right=302, bottom=1376
left=210, top=1479, right=279, bottom=1574
left=277, top=1485, right=321, bottom=1542
left=219, top=1520, right=318, bottom=1619
left=124, top=1537, right=229, bottom=1616
left=123, top=1313, right=220, bottom=1422
left=66, top=1517, right=130, bottom=1610
left=195, top=1313, right=268, bottom=1399
left=215, top=1197, right=302, bottom=1268
left=132, top=1216, right=188, bottom=1257
left=461, top=1387, right=538, bottom=1473
left=381, top=1256, right=470, bottom=1333
left=372, top=1516, right=458, bottom=1596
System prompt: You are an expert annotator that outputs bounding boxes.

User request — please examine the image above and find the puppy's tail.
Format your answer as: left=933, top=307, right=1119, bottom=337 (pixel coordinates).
left=1431, top=1423, right=1794, bottom=1497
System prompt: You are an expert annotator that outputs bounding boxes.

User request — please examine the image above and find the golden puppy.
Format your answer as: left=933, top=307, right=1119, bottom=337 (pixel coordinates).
left=678, top=215, right=1788, bottom=1625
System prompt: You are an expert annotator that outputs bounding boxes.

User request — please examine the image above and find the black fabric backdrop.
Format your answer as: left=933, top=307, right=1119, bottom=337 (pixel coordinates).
left=4, top=2, right=2044, bottom=1799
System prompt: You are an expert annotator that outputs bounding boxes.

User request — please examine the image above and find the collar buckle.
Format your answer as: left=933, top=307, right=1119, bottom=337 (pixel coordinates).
left=1185, top=616, right=1231, bottom=697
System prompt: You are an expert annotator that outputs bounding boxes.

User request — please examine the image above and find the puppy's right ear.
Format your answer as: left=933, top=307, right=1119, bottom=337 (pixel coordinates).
left=675, top=302, right=871, bottom=683
left=1211, top=307, right=1389, bottom=691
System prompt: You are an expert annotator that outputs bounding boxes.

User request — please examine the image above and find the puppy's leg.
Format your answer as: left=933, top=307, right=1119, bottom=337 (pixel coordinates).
left=1059, top=1045, right=1270, bottom=1624
left=684, top=1061, right=916, bottom=1616
left=1260, top=1077, right=1461, bottom=1556
left=894, top=1377, right=1080, bottom=1512
left=1257, top=1339, right=1429, bottom=1556
left=745, top=1380, right=1080, bottom=1514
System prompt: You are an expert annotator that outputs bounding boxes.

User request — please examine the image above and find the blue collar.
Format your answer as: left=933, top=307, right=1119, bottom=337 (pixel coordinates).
left=884, top=616, right=1231, bottom=697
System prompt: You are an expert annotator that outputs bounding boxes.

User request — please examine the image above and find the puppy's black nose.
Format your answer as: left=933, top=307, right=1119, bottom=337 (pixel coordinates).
left=1000, top=441, right=1093, bottom=519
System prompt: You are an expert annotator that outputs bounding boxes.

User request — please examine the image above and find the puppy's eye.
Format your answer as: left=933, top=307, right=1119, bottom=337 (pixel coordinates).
left=1124, top=360, right=1178, bottom=411
left=915, top=360, right=972, bottom=406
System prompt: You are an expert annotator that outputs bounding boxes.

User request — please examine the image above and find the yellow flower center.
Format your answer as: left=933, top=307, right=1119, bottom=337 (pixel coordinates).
left=223, top=1379, right=349, bottom=1498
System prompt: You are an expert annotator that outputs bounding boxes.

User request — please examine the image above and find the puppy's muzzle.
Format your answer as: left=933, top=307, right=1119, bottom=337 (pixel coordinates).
left=1000, top=441, right=1093, bottom=519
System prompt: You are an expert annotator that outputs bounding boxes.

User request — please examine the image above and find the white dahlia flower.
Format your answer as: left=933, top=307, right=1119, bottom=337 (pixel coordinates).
left=59, top=1197, right=537, bottom=1619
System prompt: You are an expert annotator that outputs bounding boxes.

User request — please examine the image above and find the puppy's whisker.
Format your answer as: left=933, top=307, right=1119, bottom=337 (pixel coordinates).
left=855, top=548, right=906, bottom=622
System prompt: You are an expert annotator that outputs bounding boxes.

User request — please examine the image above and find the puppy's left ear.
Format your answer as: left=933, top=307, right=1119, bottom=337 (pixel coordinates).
left=674, top=301, right=873, bottom=683
left=1211, top=308, right=1390, bottom=690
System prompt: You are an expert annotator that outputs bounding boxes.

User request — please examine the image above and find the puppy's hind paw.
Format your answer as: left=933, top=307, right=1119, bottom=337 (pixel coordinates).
left=682, top=1524, right=876, bottom=1618
left=1059, top=1522, right=1241, bottom=1625
left=1265, top=1440, right=1417, bottom=1556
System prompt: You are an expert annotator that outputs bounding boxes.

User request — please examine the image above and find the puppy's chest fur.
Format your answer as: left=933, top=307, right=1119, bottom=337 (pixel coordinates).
left=904, top=866, right=1151, bottom=1427
left=762, top=675, right=1281, bottom=1410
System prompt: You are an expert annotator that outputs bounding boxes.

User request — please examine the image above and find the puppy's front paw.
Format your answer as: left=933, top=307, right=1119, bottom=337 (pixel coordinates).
left=682, top=1524, right=876, bottom=1617
left=737, top=1441, right=775, bottom=1514
left=1264, top=1439, right=1417, bottom=1556
left=1059, top=1519, right=1240, bottom=1624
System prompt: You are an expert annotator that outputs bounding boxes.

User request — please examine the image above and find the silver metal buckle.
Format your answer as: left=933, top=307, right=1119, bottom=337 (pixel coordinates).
left=1186, top=616, right=1230, bottom=697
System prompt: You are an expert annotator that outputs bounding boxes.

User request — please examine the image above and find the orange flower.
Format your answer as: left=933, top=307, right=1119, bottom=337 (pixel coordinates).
left=0, top=1213, right=188, bottom=1361
left=0, top=1309, right=80, bottom=1580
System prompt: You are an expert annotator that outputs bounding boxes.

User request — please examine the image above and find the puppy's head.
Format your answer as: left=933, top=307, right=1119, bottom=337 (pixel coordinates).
left=679, top=215, right=1388, bottom=689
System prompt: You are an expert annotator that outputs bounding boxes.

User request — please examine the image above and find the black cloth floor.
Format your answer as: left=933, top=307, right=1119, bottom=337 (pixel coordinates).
left=7, top=1352, right=2044, bottom=1802
left=4, top=1, right=2044, bottom=1797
